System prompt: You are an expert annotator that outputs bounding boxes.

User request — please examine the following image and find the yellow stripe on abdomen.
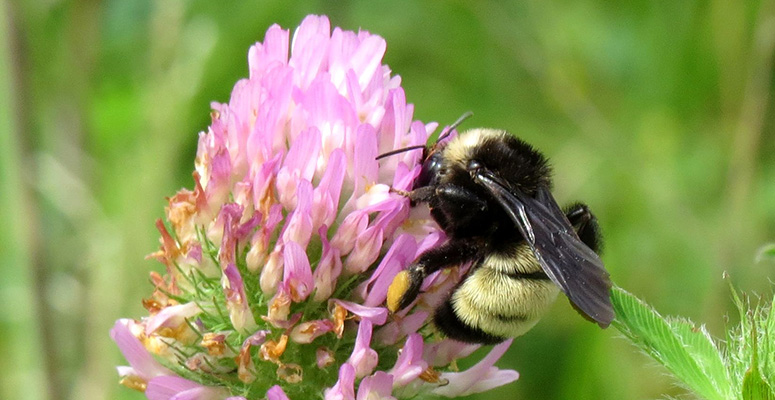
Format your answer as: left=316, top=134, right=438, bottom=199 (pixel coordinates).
left=451, top=265, right=560, bottom=338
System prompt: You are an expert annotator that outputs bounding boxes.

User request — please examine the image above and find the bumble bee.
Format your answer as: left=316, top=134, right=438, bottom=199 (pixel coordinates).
left=382, top=114, right=614, bottom=344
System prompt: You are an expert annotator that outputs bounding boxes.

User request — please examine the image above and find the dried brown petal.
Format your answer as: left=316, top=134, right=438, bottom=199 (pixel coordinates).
left=277, top=363, right=303, bottom=383
left=259, top=334, right=288, bottom=364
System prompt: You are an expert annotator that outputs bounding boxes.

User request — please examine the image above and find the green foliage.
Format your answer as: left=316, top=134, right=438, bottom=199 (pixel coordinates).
left=612, top=285, right=775, bottom=400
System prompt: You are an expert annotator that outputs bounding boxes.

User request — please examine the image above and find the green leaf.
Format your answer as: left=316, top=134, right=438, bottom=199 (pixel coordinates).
left=762, top=294, right=775, bottom=386
left=741, top=304, right=775, bottom=400
left=743, top=365, right=775, bottom=400
left=669, top=319, right=732, bottom=398
left=611, top=286, right=732, bottom=400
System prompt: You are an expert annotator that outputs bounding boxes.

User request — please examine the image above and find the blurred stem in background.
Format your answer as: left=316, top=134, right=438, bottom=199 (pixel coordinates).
left=0, top=1, right=45, bottom=399
left=722, top=0, right=775, bottom=263
left=3, top=0, right=102, bottom=398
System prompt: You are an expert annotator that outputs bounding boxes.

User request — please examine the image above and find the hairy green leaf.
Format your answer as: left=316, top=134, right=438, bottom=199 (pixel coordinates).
left=611, top=286, right=730, bottom=400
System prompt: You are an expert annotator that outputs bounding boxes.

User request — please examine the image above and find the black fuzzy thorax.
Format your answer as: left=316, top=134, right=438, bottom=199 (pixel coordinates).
left=470, top=132, right=552, bottom=195
left=431, top=131, right=552, bottom=250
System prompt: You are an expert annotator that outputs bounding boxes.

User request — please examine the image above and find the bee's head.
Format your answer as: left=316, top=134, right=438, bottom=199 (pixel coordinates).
left=413, top=146, right=445, bottom=189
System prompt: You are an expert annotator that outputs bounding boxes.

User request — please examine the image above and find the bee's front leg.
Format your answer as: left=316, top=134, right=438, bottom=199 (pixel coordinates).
left=391, top=186, right=435, bottom=205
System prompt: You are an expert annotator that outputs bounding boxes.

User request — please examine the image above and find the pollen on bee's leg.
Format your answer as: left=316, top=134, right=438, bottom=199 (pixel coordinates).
left=387, top=270, right=411, bottom=312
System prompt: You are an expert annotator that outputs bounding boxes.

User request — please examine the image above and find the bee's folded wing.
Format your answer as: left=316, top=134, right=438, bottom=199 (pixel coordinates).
left=474, top=170, right=614, bottom=327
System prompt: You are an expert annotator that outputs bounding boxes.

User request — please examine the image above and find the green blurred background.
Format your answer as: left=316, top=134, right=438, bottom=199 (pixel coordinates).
left=2, top=0, right=774, bottom=399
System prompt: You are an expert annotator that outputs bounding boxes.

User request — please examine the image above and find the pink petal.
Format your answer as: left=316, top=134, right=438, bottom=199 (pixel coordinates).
left=344, top=225, right=384, bottom=274
left=355, top=184, right=391, bottom=210
left=292, top=127, right=322, bottom=182
left=214, top=203, right=242, bottom=264
left=349, top=35, right=387, bottom=91
left=110, top=319, right=173, bottom=380
left=358, top=234, right=417, bottom=307
left=222, top=263, right=257, bottom=333
left=290, top=15, right=331, bottom=89
left=389, top=333, right=427, bottom=387
left=377, top=89, right=405, bottom=156
left=281, top=179, right=314, bottom=247
left=290, top=319, right=335, bottom=344
left=330, top=211, right=369, bottom=255
left=313, top=225, right=343, bottom=302
left=282, top=241, right=314, bottom=302
left=266, top=385, right=290, bottom=400
left=391, top=163, right=418, bottom=192
left=357, top=371, right=396, bottom=400
left=423, top=339, right=480, bottom=367
left=144, top=303, right=201, bottom=336
left=248, top=24, right=289, bottom=78
left=252, top=152, right=282, bottom=202
left=145, top=376, right=227, bottom=400
left=243, top=330, right=270, bottom=347
left=351, top=124, right=379, bottom=198
left=206, top=149, right=232, bottom=210
left=312, top=149, right=346, bottom=229
left=374, top=311, right=428, bottom=346
left=277, top=126, right=321, bottom=210
left=325, top=363, right=356, bottom=400
left=346, top=319, right=378, bottom=378
left=331, top=299, right=388, bottom=325
left=260, top=245, right=284, bottom=296
left=431, top=339, right=519, bottom=397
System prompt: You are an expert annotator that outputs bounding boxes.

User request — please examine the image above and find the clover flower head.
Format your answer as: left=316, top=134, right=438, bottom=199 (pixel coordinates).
left=112, top=14, right=518, bottom=399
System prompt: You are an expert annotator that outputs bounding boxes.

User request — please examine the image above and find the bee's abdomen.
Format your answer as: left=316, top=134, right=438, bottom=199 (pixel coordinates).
left=437, top=252, right=560, bottom=341
left=433, top=300, right=507, bottom=344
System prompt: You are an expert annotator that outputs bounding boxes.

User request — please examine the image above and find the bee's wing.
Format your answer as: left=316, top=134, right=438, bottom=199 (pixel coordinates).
left=474, top=169, right=614, bottom=327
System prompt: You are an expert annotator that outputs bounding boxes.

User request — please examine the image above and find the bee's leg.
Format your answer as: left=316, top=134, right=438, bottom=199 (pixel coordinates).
left=564, top=202, right=602, bottom=253
left=396, top=184, right=488, bottom=210
left=386, top=239, right=483, bottom=312
left=391, top=186, right=435, bottom=207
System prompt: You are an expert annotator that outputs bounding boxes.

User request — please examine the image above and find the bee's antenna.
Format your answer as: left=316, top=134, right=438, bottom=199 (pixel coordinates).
left=375, top=111, right=473, bottom=161
left=375, top=144, right=427, bottom=160
left=436, top=111, right=473, bottom=143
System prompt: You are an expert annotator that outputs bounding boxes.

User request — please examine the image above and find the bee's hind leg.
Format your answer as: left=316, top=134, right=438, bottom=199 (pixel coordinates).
left=386, top=239, right=483, bottom=313
left=564, top=202, right=602, bottom=253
